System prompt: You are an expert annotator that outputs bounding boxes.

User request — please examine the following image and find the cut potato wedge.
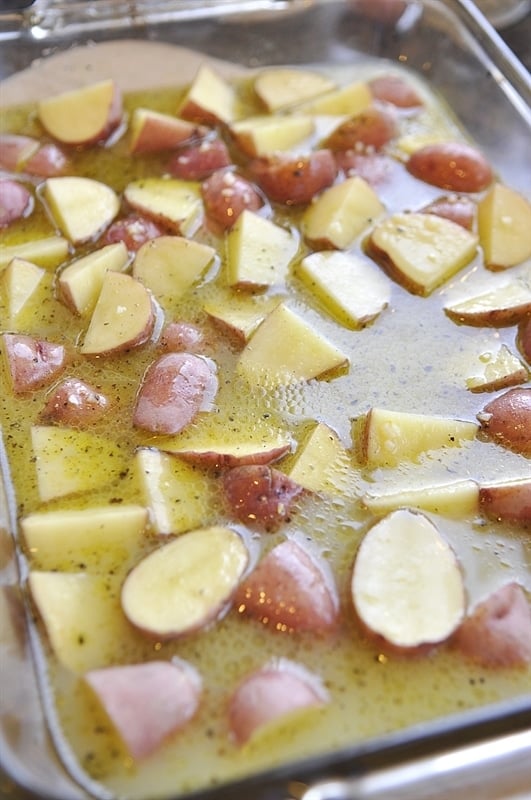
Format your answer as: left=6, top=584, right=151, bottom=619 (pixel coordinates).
left=230, top=115, right=315, bottom=157
left=31, top=425, right=128, bottom=502
left=368, top=212, right=478, bottom=296
left=357, top=407, right=479, bottom=468
left=80, top=271, right=154, bottom=355
left=38, top=79, right=122, bottom=146
left=362, top=479, right=479, bottom=517
left=203, top=294, right=284, bottom=343
left=135, top=448, right=213, bottom=535
left=444, top=280, right=531, bottom=327
left=167, top=437, right=292, bottom=469
left=21, top=505, right=147, bottom=572
left=351, top=509, right=466, bottom=651
left=478, top=183, right=531, bottom=269
left=124, top=178, right=203, bottom=236
left=129, top=107, right=204, bottom=154
left=28, top=571, right=132, bottom=673
left=121, top=526, right=249, bottom=639
left=226, top=210, right=298, bottom=289
left=177, top=64, right=236, bottom=125
left=58, top=241, right=130, bottom=316
left=287, top=421, right=355, bottom=495
left=465, top=345, right=528, bottom=392
left=0, top=257, right=45, bottom=321
left=302, top=176, right=385, bottom=250
left=479, top=479, right=531, bottom=525
left=0, top=235, right=69, bottom=271
left=254, top=68, right=336, bottom=111
left=237, top=303, right=349, bottom=383
left=296, top=80, right=372, bottom=116
left=297, top=250, right=390, bottom=328
left=133, top=235, right=215, bottom=307
left=44, top=177, right=119, bottom=245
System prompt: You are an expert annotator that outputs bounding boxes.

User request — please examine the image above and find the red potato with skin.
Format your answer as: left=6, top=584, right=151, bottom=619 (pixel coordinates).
left=201, top=169, right=263, bottom=230
left=235, top=539, right=339, bottom=634
left=167, top=138, right=232, bottom=181
left=24, top=143, right=69, bottom=178
left=133, top=352, right=218, bottom=435
left=159, top=321, right=206, bottom=353
left=228, top=658, right=329, bottom=746
left=479, top=479, right=531, bottom=526
left=41, top=378, right=109, bottom=426
left=173, top=439, right=292, bottom=469
left=249, top=150, right=337, bottom=206
left=85, top=658, right=202, bottom=759
left=0, top=134, right=39, bottom=171
left=322, top=108, right=397, bottom=152
left=102, top=214, right=164, bottom=252
left=369, top=73, right=423, bottom=109
left=477, top=387, right=531, bottom=455
left=453, top=583, right=531, bottom=667
left=223, top=464, right=305, bottom=531
left=0, top=178, right=33, bottom=227
left=129, top=108, right=207, bottom=155
left=335, top=151, right=400, bottom=186
left=517, top=317, right=531, bottom=364
left=2, top=333, right=68, bottom=394
left=407, top=142, right=493, bottom=193
left=421, top=195, right=476, bottom=231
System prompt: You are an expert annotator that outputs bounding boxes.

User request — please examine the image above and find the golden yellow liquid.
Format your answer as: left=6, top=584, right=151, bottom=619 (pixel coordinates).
left=0, top=71, right=530, bottom=800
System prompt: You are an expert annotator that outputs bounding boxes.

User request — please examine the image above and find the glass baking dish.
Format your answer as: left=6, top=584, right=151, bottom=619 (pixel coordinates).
left=0, top=2, right=530, bottom=799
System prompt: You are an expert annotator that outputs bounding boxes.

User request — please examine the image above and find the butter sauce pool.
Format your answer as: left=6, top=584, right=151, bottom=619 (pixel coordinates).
left=0, top=65, right=530, bottom=800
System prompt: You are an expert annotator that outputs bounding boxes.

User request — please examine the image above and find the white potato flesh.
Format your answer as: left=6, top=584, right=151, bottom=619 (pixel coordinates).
left=1, top=258, right=45, bottom=321
left=38, top=79, right=120, bottom=145
left=254, top=68, right=336, bottom=111
left=444, top=281, right=531, bottom=327
left=302, top=176, right=385, bottom=250
left=129, top=108, right=202, bottom=154
left=31, top=425, right=128, bottom=502
left=288, top=421, right=356, bottom=495
left=178, top=64, right=236, bottom=124
left=121, top=526, right=249, bottom=639
left=359, top=407, right=479, bottom=468
left=44, top=177, right=120, bottom=245
left=465, top=345, right=528, bottom=392
left=203, top=294, right=284, bottom=343
left=21, top=505, right=148, bottom=571
left=296, top=80, right=372, bottom=115
left=478, top=183, right=531, bottom=269
left=124, top=178, right=203, bottom=236
left=298, top=250, right=390, bottom=328
left=80, top=271, right=154, bottom=355
left=237, top=302, right=349, bottom=383
left=351, top=509, right=466, bottom=649
left=133, top=235, right=215, bottom=307
left=369, top=212, right=478, bottom=295
left=0, top=235, right=69, bottom=271
left=58, top=241, right=130, bottom=316
left=362, top=479, right=479, bottom=517
left=226, top=210, right=298, bottom=289
left=135, top=448, right=213, bottom=535
left=231, top=115, right=315, bottom=156
left=28, top=571, right=132, bottom=673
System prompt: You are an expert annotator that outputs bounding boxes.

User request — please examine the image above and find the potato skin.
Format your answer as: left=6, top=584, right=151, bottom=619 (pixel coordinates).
left=249, top=150, right=337, bottom=206
left=477, top=388, right=531, bottom=455
left=322, top=108, right=397, bottom=152
left=452, top=583, right=531, bottom=667
left=369, top=73, right=423, bottom=108
left=41, top=378, right=109, bottom=426
left=2, top=333, right=67, bottom=394
left=167, top=138, right=231, bottom=181
left=102, top=214, right=163, bottom=251
left=479, top=480, right=531, bottom=526
left=0, top=178, right=33, bottom=227
left=201, top=169, right=263, bottom=230
left=421, top=195, right=476, bottom=231
left=517, top=317, right=531, bottom=364
left=407, top=142, right=493, bottom=193
left=223, top=465, right=304, bottom=531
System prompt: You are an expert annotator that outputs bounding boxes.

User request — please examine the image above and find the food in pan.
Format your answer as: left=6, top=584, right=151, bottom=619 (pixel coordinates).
left=1, top=49, right=530, bottom=799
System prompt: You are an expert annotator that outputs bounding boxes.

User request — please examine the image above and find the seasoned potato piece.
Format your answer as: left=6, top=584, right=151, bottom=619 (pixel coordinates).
left=477, top=388, right=531, bottom=455
left=223, top=465, right=304, bottom=531
left=407, top=142, right=493, bottom=193
left=0, top=179, right=33, bottom=227
left=2, top=334, right=67, bottom=395
left=479, top=479, right=531, bottom=526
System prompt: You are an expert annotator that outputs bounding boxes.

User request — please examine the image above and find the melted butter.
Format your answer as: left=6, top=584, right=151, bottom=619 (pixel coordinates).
left=0, top=68, right=530, bottom=799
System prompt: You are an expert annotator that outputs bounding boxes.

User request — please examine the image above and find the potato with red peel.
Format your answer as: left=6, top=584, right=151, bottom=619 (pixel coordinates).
left=235, top=539, right=339, bottom=634
left=369, top=73, right=423, bottom=109
left=228, top=658, right=329, bottom=746
left=44, top=177, right=120, bottom=245
left=223, top=464, right=305, bottom=531
left=41, top=378, right=109, bottom=426
left=0, top=179, right=33, bottom=227
left=518, top=317, right=531, bottom=364
left=477, top=388, right=531, bottom=455
left=201, top=169, right=263, bottom=230
left=452, top=583, right=531, bottom=667
left=121, top=526, right=249, bottom=639
left=249, top=150, right=337, bottom=206
left=335, top=151, right=400, bottom=187
left=133, top=352, right=218, bottom=435
left=0, top=134, right=39, bottom=171
left=24, top=143, right=69, bottom=178
left=38, top=79, right=122, bottom=146
left=444, top=282, right=531, bottom=328
left=322, top=108, right=397, bottom=153
left=2, top=333, right=67, bottom=394
left=351, top=509, right=466, bottom=653
left=159, top=321, right=205, bottom=353
left=129, top=107, right=207, bottom=154
left=167, top=138, right=231, bottom=181
left=85, top=658, right=202, bottom=759
left=479, top=479, right=531, bottom=525
left=171, top=438, right=292, bottom=469
left=102, top=214, right=163, bottom=252
left=421, top=195, right=476, bottom=231
left=407, top=142, right=493, bottom=193
left=177, top=64, right=236, bottom=126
